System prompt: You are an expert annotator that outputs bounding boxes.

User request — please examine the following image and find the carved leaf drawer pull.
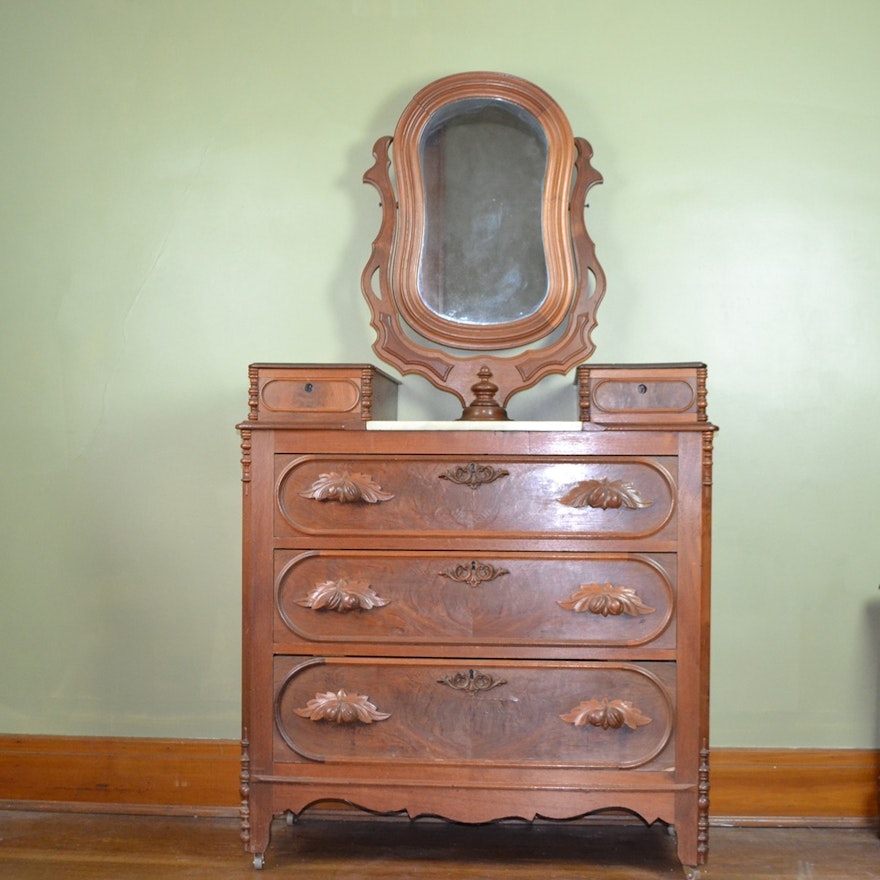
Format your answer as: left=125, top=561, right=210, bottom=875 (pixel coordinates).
left=439, top=462, right=510, bottom=490
left=295, top=689, right=391, bottom=724
left=561, top=697, right=652, bottom=730
left=439, top=560, right=509, bottom=588
left=296, top=579, right=390, bottom=613
left=559, top=478, right=652, bottom=510
left=558, top=583, right=656, bottom=617
left=299, top=471, right=394, bottom=503
left=438, top=668, right=507, bottom=695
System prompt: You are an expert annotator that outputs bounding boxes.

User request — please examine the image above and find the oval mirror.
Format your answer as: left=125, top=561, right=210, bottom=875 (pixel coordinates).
left=362, top=72, right=605, bottom=419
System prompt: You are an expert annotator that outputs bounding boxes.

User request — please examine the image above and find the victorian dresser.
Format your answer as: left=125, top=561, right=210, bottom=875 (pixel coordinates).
left=238, top=71, right=715, bottom=875
left=238, top=361, right=715, bottom=872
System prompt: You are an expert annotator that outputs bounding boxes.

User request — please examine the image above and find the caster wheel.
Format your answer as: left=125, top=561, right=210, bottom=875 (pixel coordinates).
left=683, top=867, right=701, bottom=879
left=252, top=853, right=265, bottom=870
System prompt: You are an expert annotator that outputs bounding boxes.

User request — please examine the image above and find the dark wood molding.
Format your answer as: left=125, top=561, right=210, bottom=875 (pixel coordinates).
left=710, top=747, right=880, bottom=826
left=1, top=736, right=877, bottom=825
left=0, top=734, right=239, bottom=817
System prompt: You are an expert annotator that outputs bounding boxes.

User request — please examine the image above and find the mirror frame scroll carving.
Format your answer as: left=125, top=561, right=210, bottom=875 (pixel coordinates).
left=361, top=71, right=606, bottom=419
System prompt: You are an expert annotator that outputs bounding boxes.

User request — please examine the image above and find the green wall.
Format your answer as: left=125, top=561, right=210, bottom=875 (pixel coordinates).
left=2, top=1, right=878, bottom=747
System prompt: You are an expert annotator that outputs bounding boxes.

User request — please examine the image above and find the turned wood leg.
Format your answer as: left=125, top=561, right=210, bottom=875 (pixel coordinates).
left=674, top=785, right=707, bottom=870
left=242, top=782, right=272, bottom=867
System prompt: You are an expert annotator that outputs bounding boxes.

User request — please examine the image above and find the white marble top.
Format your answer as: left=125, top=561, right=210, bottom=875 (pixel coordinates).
left=367, top=421, right=583, bottom=432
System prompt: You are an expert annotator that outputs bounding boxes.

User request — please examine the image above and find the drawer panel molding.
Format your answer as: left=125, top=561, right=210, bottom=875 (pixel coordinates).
left=276, top=455, right=678, bottom=540
left=275, top=551, right=676, bottom=650
left=274, top=658, right=675, bottom=769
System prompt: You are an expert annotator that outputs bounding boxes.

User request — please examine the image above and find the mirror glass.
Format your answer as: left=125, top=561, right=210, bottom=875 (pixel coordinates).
left=418, top=98, right=549, bottom=326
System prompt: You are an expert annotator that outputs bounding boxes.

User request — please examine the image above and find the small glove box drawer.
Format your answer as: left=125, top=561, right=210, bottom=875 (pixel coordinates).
left=577, top=363, right=707, bottom=424
left=245, top=364, right=398, bottom=427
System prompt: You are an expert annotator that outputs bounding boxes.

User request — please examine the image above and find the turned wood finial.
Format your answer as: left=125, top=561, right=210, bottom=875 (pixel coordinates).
left=459, top=367, right=510, bottom=421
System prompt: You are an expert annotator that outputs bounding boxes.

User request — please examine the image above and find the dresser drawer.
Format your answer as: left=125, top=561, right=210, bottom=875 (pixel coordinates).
left=577, top=363, right=706, bottom=424
left=275, top=454, right=678, bottom=543
left=246, top=363, right=399, bottom=426
left=274, top=550, right=676, bottom=652
left=274, top=657, right=675, bottom=771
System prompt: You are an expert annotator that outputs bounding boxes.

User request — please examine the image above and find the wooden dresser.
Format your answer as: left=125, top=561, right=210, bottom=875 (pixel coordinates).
left=238, top=361, right=716, bottom=873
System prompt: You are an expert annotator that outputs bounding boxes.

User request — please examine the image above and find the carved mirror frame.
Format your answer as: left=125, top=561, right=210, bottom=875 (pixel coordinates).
left=361, top=72, right=606, bottom=420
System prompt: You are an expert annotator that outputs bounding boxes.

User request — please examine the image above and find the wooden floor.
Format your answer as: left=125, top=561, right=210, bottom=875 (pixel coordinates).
left=0, top=810, right=877, bottom=879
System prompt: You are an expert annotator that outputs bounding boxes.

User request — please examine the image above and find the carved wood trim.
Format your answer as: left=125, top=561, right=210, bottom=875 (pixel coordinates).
left=239, top=734, right=250, bottom=845
left=438, top=462, right=510, bottom=489
left=437, top=668, right=507, bottom=695
left=560, top=697, right=652, bottom=731
left=578, top=366, right=592, bottom=422
left=247, top=364, right=259, bottom=421
left=239, top=428, right=252, bottom=486
left=702, top=430, right=714, bottom=487
left=294, top=690, right=391, bottom=724
left=558, top=583, right=656, bottom=617
left=298, top=471, right=394, bottom=503
left=559, top=478, right=652, bottom=510
left=360, top=366, right=374, bottom=421
left=439, top=560, right=509, bottom=588
left=296, top=579, right=390, bottom=613
left=696, top=364, right=708, bottom=423
left=698, top=740, right=710, bottom=865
